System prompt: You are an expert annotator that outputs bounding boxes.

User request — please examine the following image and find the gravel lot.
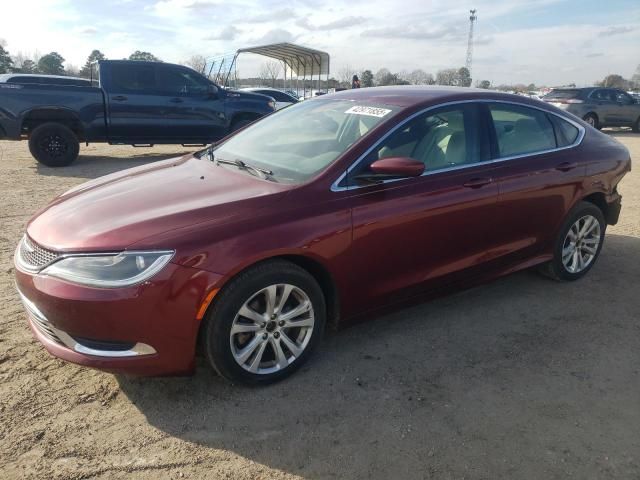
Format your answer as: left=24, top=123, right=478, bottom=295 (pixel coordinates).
left=1, top=132, right=639, bottom=480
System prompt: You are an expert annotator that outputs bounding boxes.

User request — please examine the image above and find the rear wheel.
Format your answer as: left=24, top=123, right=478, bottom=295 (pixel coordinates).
left=540, top=202, right=605, bottom=281
left=632, top=116, right=640, bottom=133
left=202, top=260, right=326, bottom=385
left=582, top=113, right=599, bottom=130
left=28, top=122, right=79, bottom=167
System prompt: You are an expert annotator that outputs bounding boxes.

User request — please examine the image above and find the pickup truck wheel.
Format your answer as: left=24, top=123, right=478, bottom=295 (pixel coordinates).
left=28, top=123, right=80, bottom=167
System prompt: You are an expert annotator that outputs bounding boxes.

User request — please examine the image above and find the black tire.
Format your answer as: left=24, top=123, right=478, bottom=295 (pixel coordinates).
left=632, top=117, right=640, bottom=133
left=583, top=113, right=600, bottom=130
left=202, top=260, right=326, bottom=385
left=540, top=201, right=606, bottom=282
left=28, top=122, right=79, bottom=167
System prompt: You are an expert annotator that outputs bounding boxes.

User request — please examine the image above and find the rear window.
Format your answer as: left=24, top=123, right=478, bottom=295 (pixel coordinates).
left=549, top=115, right=580, bottom=147
left=110, top=64, right=156, bottom=92
left=544, top=89, right=581, bottom=100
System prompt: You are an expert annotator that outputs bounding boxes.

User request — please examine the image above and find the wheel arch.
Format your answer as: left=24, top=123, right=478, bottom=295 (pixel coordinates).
left=200, top=253, right=341, bottom=339
left=581, top=191, right=614, bottom=224
left=21, top=107, right=84, bottom=140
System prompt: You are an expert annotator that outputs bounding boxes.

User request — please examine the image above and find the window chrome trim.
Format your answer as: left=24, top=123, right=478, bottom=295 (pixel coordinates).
left=330, top=98, right=586, bottom=192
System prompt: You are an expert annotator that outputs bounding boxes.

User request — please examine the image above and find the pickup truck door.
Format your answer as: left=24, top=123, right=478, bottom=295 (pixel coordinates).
left=105, top=63, right=169, bottom=142
left=155, top=64, right=227, bottom=142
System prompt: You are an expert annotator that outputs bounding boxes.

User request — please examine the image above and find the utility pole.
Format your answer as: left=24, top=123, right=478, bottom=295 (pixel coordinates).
left=466, top=9, right=477, bottom=79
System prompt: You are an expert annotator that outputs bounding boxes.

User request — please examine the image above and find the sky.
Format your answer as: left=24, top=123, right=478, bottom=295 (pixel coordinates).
left=1, top=0, right=639, bottom=86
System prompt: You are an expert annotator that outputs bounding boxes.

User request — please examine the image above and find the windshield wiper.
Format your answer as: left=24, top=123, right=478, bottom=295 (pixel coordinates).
left=216, top=158, right=273, bottom=180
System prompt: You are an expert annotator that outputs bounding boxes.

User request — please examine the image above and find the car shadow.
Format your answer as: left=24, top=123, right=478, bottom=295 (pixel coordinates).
left=34, top=148, right=197, bottom=179
left=117, top=234, right=640, bottom=478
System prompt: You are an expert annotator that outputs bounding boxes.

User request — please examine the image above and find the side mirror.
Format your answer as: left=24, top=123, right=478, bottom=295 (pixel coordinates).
left=354, top=157, right=425, bottom=183
left=207, top=84, right=219, bottom=99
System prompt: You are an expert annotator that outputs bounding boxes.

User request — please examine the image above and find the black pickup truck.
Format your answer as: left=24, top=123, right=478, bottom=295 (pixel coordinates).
left=0, top=61, right=276, bottom=166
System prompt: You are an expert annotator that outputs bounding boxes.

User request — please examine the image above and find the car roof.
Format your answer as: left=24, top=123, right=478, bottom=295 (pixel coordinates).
left=323, top=85, right=553, bottom=108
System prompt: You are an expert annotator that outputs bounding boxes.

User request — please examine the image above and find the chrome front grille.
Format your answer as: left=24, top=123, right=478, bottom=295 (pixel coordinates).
left=17, top=235, right=61, bottom=271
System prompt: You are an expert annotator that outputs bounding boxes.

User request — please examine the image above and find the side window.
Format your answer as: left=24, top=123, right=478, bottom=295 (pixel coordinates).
left=110, top=64, right=156, bottom=92
left=156, top=66, right=210, bottom=96
left=548, top=115, right=580, bottom=147
left=351, top=104, right=484, bottom=179
left=614, top=91, right=633, bottom=104
left=489, top=104, right=556, bottom=157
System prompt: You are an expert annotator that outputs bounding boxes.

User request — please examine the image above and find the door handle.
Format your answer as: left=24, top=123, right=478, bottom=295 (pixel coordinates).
left=555, top=162, right=578, bottom=172
left=463, top=177, right=493, bottom=188
left=169, top=97, right=184, bottom=103
left=112, top=95, right=128, bottom=101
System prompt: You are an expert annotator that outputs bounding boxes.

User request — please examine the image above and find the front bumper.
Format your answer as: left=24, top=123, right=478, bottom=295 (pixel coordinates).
left=15, top=262, right=223, bottom=376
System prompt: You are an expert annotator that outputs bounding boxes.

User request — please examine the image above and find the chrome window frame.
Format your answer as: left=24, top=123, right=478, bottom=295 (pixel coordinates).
left=330, top=99, right=586, bottom=192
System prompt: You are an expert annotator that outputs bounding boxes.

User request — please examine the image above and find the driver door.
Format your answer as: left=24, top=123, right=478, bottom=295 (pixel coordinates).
left=155, top=64, right=227, bottom=142
left=343, top=104, right=501, bottom=311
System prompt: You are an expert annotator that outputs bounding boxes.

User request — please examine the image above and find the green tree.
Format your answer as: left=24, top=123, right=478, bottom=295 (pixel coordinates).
left=457, top=67, right=472, bottom=87
left=435, top=68, right=458, bottom=86
left=477, top=79, right=491, bottom=89
left=19, top=59, right=37, bottom=73
left=79, top=49, right=106, bottom=78
left=0, top=45, right=14, bottom=74
left=600, top=74, right=628, bottom=89
left=360, top=69, right=374, bottom=88
left=38, top=52, right=65, bottom=75
left=128, top=51, right=160, bottom=62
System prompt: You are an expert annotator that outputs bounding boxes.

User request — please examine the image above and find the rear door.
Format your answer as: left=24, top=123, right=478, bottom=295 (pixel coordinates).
left=342, top=103, right=501, bottom=310
left=105, top=63, right=167, bottom=142
left=485, top=102, right=585, bottom=263
left=155, top=64, right=227, bottom=141
left=589, top=89, right=617, bottom=125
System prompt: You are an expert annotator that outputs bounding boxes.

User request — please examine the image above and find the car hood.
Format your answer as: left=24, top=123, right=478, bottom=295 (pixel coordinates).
left=27, top=154, right=291, bottom=252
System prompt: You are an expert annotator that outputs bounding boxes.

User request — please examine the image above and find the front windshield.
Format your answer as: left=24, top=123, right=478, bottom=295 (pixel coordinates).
left=212, top=99, right=400, bottom=183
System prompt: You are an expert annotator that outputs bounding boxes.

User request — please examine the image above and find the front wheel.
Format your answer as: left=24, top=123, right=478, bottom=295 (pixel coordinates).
left=202, top=260, right=326, bottom=385
left=540, top=201, right=606, bottom=281
left=28, top=122, right=80, bottom=167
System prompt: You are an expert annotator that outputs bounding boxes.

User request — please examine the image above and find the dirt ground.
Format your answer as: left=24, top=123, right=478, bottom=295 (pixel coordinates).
left=0, top=132, right=639, bottom=480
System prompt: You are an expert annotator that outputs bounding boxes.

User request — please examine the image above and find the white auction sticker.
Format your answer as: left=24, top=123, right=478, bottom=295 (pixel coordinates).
left=344, top=105, right=392, bottom=118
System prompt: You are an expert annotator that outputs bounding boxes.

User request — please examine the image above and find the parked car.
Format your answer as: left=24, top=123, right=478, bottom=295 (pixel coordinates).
left=0, top=60, right=276, bottom=166
left=0, top=74, right=95, bottom=87
left=542, top=87, right=640, bottom=131
left=240, top=87, right=300, bottom=110
left=14, top=87, right=631, bottom=384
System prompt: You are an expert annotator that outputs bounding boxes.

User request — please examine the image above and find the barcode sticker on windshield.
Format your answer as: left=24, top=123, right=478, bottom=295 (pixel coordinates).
left=344, top=106, right=392, bottom=118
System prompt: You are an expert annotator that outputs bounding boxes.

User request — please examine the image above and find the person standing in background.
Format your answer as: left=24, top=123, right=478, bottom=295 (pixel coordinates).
left=352, top=74, right=361, bottom=89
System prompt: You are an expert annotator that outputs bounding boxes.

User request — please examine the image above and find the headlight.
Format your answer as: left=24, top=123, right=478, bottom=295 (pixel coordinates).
left=41, top=251, right=174, bottom=288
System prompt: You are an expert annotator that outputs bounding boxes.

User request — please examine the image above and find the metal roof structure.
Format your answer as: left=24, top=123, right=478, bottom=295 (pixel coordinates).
left=236, top=42, right=330, bottom=77
left=204, top=42, right=330, bottom=96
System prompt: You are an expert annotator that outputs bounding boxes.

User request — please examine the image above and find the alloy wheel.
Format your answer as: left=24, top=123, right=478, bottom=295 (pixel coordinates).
left=230, top=284, right=315, bottom=374
left=561, top=214, right=601, bottom=273
left=39, top=134, right=68, bottom=158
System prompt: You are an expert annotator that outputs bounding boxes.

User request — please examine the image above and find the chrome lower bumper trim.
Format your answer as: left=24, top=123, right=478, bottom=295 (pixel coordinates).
left=17, top=289, right=156, bottom=358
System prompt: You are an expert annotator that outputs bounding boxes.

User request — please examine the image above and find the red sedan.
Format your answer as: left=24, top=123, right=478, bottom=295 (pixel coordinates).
left=14, top=87, right=631, bottom=384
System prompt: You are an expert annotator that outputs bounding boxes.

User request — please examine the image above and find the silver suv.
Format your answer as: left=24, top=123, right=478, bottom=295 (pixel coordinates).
left=543, top=87, right=640, bottom=131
